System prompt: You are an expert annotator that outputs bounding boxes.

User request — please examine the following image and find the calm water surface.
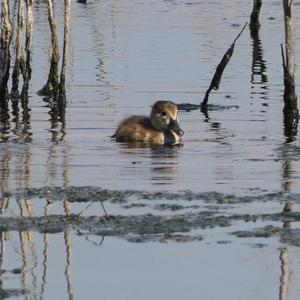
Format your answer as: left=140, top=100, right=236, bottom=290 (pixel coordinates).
left=1, top=0, right=300, bottom=299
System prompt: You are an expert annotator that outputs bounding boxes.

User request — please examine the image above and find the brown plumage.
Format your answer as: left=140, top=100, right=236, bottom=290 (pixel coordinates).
left=112, top=101, right=184, bottom=145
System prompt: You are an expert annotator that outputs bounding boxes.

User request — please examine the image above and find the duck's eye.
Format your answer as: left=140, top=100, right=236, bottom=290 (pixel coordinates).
left=161, top=111, right=167, bottom=117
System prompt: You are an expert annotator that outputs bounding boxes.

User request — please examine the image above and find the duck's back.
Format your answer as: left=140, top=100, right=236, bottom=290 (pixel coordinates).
left=114, top=115, right=163, bottom=144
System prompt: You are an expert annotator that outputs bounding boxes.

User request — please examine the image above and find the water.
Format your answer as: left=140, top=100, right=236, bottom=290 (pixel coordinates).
left=1, top=0, right=300, bottom=299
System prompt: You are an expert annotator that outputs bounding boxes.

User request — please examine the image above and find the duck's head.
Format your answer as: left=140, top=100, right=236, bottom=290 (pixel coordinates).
left=150, top=101, right=184, bottom=137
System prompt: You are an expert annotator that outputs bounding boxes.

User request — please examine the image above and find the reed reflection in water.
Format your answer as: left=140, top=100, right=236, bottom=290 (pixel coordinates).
left=0, top=119, right=75, bottom=299
left=250, top=24, right=269, bottom=105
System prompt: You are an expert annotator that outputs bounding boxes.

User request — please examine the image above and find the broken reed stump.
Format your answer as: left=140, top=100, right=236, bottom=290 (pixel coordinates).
left=282, top=0, right=298, bottom=141
left=0, top=0, right=13, bottom=108
left=200, top=22, right=247, bottom=112
left=250, top=0, right=262, bottom=37
left=11, top=0, right=25, bottom=110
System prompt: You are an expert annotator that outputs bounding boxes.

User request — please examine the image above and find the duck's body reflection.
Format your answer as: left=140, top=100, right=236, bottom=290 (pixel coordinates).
left=118, top=143, right=182, bottom=186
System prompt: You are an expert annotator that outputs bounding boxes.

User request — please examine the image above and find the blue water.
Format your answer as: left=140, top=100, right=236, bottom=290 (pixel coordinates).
left=1, top=0, right=300, bottom=299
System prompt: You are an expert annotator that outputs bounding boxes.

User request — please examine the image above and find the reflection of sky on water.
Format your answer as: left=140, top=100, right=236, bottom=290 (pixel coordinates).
left=1, top=232, right=298, bottom=300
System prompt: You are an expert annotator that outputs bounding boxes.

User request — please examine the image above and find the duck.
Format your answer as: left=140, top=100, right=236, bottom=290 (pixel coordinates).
left=112, top=100, right=184, bottom=145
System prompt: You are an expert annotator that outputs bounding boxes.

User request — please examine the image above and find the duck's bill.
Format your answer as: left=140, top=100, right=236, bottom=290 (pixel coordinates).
left=169, top=119, right=184, bottom=137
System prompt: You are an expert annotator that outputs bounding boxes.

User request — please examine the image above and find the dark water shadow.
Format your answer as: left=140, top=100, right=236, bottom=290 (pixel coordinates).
left=118, top=142, right=182, bottom=186
left=283, top=111, right=298, bottom=143
left=250, top=26, right=269, bottom=104
left=149, top=145, right=181, bottom=185
left=0, top=97, right=32, bottom=143
left=0, top=106, right=10, bottom=142
left=117, top=141, right=183, bottom=150
left=177, top=103, right=239, bottom=113
left=43, top=96, right=66, bottom=142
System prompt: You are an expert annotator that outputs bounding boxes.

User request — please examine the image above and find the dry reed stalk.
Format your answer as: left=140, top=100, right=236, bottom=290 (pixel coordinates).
left=48, top=0, right=60, bottom=99
left=21, top=0, right=34, bottom=103
left=11, top=0, right=25, bottom=104
left=282, top=0, right=297, bottom=111
left=281, top=0, right=298, bottom=140
left=38, top=0, right=60, bottom=98
left=283, top=0, right=295, bottom=78
left=0, top=0, right=12, bottom=102
left=59, top=0, right=71, bottom=101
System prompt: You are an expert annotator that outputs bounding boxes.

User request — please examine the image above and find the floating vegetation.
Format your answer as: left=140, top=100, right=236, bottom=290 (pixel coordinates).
left=233, top=226, right=300, bottom=247
left=1, top=190, right=300, bottom=245
left=177, top=103, right=239, bottom=112
left=0, top=287, right=26, bottom=299
left=9, top=186, right=300, bottom=205
left=0, top=186, right=298, bottom=245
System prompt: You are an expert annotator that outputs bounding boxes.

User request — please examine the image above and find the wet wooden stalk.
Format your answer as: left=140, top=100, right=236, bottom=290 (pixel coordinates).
left=59, top=0, right=71, bottom=102
left=39, top=0, right=60, bottom=98
left=282, top=0, right=298, bottom=140
left=11, top=0, right=25, bottom=107
left=48, top=0, right=60, bottom=99
left=21, top=0, right=34, bottom=105
left=50, top=0, right=71, bottom=139
left=201, top=23, right=247, bottom=112
left=0, top=0, right=13, bottom=105
left=250, top=0, right=262, bottom=36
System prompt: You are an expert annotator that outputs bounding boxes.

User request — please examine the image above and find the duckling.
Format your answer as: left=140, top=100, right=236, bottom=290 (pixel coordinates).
left=112, top=100, right=184, bottom=145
